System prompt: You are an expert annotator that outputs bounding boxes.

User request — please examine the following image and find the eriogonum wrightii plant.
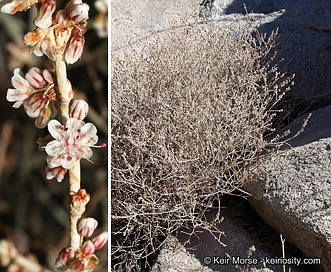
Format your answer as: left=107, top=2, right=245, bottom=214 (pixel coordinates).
left=0, top=0, right=107, bottom=271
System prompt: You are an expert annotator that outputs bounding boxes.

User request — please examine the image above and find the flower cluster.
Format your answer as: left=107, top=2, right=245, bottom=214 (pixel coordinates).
left=23, top=0, right=89, bottom=64
left=6, top=67, right=57, bottom=128
left=55, top=217, right=108, bottom=271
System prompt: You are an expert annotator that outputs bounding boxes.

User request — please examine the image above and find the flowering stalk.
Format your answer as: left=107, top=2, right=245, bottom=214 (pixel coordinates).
left=1, top=0, right=107, bottom=271
left=54, top=50, right=81, bottom=250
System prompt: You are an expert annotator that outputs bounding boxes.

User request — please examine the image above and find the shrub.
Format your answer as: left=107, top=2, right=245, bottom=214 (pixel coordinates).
left=111, top=22, right=292, bottom=270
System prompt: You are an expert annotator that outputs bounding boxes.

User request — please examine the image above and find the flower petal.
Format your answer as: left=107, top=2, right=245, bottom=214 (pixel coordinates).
left=11, top=68, right=30, bottom=89
left=24, top=94, right=46, bottom=118
left=48, top=119, right=65, bottom=140
left=41, top=39, right=56, bottom=60
left=42, top=69, right=54, bottom=84
left=66, top=118, right=85, bottom=131
left=45, top=140, right=63, bottom=156
left=69, top=2, right=89, bottom=23
left=12, top=100, right=25, bottom=108
left=78, top=218, right=98, bottom=237
left=6, top=88, right=30, bottom=104
left=25, top=67, right=47, bottom=89
left=61, top=155, right=76, bottom=169
left=24, top=29, right=43, bottom=47
left=85, top=135, right=98, bottom=146
left=6, top=69, right=34, bottom=104
left=79, top=123, right=97, bottom=145
left=55, top=9, right=69, bottom=25
left=47, top=155, right=62, bottom=168
left=76, top=146, right=93, bottom=160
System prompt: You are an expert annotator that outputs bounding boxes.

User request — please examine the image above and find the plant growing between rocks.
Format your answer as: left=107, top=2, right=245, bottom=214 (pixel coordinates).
left=111, top=21, right=293, bottom=271
left=0, top=0, right=108, bottom=271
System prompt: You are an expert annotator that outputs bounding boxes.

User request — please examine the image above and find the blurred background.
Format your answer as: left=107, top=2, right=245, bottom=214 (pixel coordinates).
left=0, top=0, right=108, bottom=270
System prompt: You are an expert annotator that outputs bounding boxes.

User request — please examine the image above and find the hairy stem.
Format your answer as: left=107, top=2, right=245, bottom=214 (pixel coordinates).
left=55, top=56, right=72, bottom=122
left=69, top=160, right=82, bottom=248
left=55, top=55, right=82, bottom=249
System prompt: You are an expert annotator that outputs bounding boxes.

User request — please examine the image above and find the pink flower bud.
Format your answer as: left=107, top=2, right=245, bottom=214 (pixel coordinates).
left=34, top=0, right=56, bottom=29
left=54, top=247, right=79, bottom=270
left=70, top=99, right=89, bottom=120
left=81, top=241, right=95, bottom=255
left=78, top=218, right=98, bottom=237
left=69, top=2, right=89, bottom=23
left=65, top=30, right=85, bottom=64
left=25, top=67, right=47, bottom=89
left=91, top=231, right=108, bottom=250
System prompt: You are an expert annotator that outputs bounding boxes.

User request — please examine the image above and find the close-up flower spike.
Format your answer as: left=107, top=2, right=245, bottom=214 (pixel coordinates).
left=0, top=0, right=107, bottom=270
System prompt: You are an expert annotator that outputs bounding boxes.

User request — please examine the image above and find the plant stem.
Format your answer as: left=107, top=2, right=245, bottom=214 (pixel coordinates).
left=54, top=56, right=72, bottom=123
left=69, top=160, right=82, bottom=248
left=55, top=55, right=82, bottom=249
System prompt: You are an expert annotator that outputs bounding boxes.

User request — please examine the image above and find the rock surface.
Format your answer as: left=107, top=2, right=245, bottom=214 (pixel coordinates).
left=244, top=106, right=331, bottom=272
left=151, top=207, right=300, bottom=272
left=207, top=0, right=331, bottom=113
left=111, top=0, right=201, bottom=52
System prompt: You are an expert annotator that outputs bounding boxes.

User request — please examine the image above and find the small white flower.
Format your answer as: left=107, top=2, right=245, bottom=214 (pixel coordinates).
left=6, top=67, right=57, bottom=128
left=45, top=118, right=101, bottom=169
